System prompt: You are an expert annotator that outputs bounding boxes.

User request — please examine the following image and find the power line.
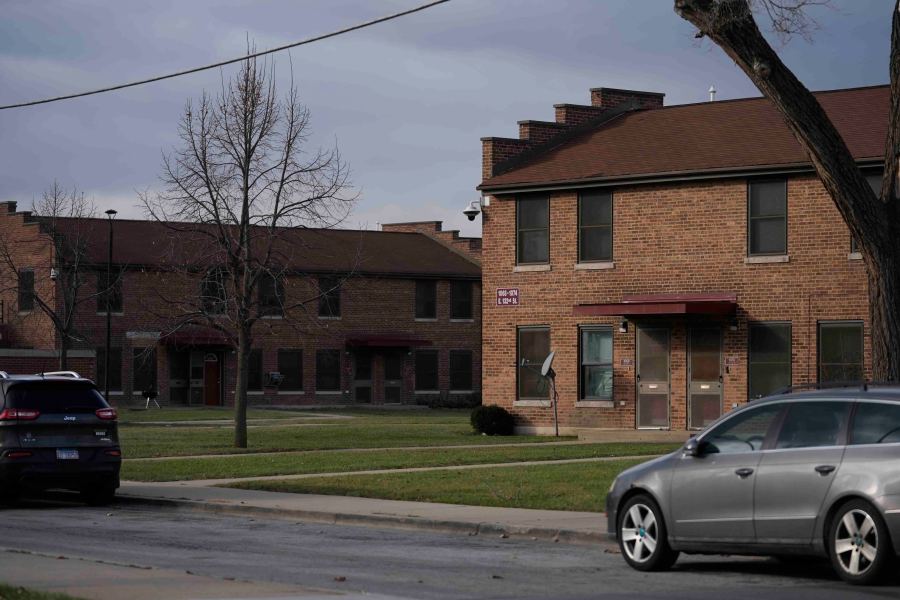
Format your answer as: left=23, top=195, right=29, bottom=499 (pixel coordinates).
left=0, top=0, right=451, bottom=111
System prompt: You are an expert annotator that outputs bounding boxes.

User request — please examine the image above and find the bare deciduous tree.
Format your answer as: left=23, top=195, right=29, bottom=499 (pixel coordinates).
left=675, top=0, right=900, bottom=381
left=0, top=182, right=101, bottom=370
left=142, top=54, right=355, bottom=447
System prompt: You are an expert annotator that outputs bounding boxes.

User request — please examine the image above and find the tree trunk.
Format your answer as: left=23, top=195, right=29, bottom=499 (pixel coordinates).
left=868, top=245, right=900, bottom=381
left=675, top=0, right=900, bottom=381
left=234, top=327, right=250, bottom=448
left=58, top=334, right=68, bottom=371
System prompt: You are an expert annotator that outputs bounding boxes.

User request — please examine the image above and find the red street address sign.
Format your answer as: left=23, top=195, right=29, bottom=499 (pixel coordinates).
left=496, top=288, right=519, bottom=306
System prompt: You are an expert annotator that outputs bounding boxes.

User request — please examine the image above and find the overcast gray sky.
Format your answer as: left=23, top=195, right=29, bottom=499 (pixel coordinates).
left=0, top=0, right=892, bottom=237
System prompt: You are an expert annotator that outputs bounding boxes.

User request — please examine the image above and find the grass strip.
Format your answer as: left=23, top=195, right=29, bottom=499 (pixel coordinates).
left=225, top=459, right=647, bottom=512
left=120, top=422, right=575, bottom=459
left=0, top=584, right=86, bottom=600
left=121, top=442, right=678, bottom=481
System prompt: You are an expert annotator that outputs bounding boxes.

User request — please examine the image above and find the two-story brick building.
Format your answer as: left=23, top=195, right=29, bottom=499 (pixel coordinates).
left=477, top=84, right=886, bottom=434
left=0, top=206, right=481, bottom=407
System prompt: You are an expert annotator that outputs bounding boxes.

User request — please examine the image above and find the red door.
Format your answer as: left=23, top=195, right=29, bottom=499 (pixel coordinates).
left=203, top=353, right=221, bottom=406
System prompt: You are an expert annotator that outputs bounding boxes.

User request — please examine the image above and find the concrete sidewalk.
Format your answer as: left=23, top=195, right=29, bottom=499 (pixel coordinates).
left=118, top=482, right=610, bottom=546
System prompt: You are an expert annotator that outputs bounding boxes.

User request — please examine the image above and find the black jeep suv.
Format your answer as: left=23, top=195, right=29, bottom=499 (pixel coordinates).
left=0, top=371, right=121, bottom=505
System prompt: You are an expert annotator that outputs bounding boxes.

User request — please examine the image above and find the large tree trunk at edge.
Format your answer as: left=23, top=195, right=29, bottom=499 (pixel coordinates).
left=675, top=0, right=900, bottom=381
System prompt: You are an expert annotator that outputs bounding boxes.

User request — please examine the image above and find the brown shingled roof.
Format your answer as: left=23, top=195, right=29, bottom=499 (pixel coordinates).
left=51, top=218, right=480, bottom=279
left=479, top=85, right=888, bottom=190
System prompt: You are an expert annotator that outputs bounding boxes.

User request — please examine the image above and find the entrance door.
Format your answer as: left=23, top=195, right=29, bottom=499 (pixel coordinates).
left=383, top=352, right=403, bottom=403
left=202, top=353, right=221, bottom=406
left=637, top=328, right=670, bottom=428
left=688, top=328, right=723, bottom=429
left=353, top=351, right=372, bottom=403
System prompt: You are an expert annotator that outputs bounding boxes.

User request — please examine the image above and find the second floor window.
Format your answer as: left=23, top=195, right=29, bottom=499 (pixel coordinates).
left=450, top=281, right=473, bottom=319
left=579, top=189, right=612, bottom=262
left=17, top=269, right=34, bottom=312
left=517, top=193, right=549, bottom=264
left=748, top=179, right=787, bottom=256
left=318, top=276, right=341, bottom=318
left=415, top=280, right=437, bottom=319
left=258, top=273, right=284, bottom=317
left=853, top=173, right=883, bottom=253
left=97, top=271, right=122, bottom=313
left=200, top=268, right=227, bottom=315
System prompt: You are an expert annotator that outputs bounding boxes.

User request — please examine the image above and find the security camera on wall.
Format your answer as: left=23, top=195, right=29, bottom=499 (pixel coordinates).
left=463, top=200, right=480, bottom=221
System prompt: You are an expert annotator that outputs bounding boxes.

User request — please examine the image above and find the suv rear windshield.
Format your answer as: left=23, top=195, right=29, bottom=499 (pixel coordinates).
left=4, top=383, right=109, bottom=413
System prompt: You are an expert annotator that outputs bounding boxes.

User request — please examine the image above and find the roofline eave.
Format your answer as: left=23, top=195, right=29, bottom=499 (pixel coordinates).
left=477, top=157, right=885, bottom=195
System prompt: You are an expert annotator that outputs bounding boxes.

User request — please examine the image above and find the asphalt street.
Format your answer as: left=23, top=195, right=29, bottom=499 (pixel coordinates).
left=2, top=496, right=899, bottom=600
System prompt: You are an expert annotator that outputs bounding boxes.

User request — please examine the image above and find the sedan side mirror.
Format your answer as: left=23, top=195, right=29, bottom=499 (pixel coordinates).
left=684, top=437, right=702, bottom=457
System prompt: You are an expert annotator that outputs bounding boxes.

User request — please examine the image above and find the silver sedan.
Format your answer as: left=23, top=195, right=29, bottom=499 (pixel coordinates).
left=606, top=388, right=900, bottom=585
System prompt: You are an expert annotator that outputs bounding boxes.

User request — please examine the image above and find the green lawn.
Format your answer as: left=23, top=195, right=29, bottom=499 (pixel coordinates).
left=119, top=421, right=576, bottom=459
left=226, top=459, right=647, bottom=512
left=0, top=584, right=85, bottom=600
left=121, top=442, right=678, bottom=481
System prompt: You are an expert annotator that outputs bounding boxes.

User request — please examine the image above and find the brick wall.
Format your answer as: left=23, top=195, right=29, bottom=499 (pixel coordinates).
left=481, top=175, right=869, bottom=433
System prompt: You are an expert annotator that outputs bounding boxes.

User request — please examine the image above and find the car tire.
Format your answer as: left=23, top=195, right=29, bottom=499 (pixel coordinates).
left=828, top=499, right=893, bottom=585
left=0, top=486, right=20, bottom=506
left=617, top=494, right=679, bottom=572
left=81, top=483, right=116, bottom=507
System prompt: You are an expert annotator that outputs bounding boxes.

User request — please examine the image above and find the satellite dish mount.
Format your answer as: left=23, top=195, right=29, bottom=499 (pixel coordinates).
left=541, top=351, right=560, bottom=437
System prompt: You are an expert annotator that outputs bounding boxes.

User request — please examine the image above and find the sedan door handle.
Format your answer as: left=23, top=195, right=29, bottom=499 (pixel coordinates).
left=815, top=465, right=836, bottom=476
left=734, top=468, right=754, bottom=479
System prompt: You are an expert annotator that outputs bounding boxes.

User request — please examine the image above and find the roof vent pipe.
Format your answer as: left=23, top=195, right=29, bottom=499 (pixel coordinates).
left=708, top=85, right=717, bottom=102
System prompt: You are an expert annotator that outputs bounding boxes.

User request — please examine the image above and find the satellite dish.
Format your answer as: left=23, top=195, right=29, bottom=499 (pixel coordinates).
left=540, top=351, right=556, bottom=378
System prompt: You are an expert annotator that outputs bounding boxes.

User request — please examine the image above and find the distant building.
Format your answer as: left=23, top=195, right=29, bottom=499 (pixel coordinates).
left=477, top=84, right=885, bottom=434
left=0, top=208, right=481, bottom=407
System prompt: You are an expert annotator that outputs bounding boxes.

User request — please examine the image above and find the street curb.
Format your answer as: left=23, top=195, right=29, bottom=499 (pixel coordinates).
left=116, top=493, right=614, bottom=548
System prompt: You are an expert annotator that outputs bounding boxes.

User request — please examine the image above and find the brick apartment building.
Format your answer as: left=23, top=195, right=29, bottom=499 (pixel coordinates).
left=477, top=84, right=886, bottom=434
left=0, top=206, right=481, bottom=407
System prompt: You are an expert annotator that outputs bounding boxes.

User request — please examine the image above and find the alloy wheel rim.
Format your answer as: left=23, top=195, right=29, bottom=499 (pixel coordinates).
left=834, top=509, right=878, bottom=576
left=621, top=503, right=658, bottom=563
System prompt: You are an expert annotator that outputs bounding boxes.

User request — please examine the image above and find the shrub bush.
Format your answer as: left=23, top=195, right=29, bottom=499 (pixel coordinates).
left=470, top=405, right=515, bottom=436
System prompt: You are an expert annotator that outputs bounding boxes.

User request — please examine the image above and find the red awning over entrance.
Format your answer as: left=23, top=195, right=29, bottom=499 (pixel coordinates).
left=573, top=292, right=737, bottom=317
left=345, top=335, right=432, bottom=348
left=160, top=330, right=233, bottom=347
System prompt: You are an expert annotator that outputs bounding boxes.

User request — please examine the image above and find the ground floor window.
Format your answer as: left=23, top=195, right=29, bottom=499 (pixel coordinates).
left=580, top=326, right=613, bottom=400
left=748, top=322, right=791, bottom=399
left=316, top=349, right=341, bottom=391
left=247, top=349, right=263, bottom=391
left=277, top=349, right=303, bottom=390
left=415, top=350, right=439, bottom=391
left=132, top=348, right=157, bottom=394
left=449, top=350, right=473, bottom=391
left=818, top=321, right=864, bottom=383
left=96, top=347, right=122, bottom=391
left=518, top=326, right=550, bottom=400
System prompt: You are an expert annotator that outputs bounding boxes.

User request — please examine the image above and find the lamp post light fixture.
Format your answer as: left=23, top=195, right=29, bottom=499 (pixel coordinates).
left=104, top=209, right=117, bottom=402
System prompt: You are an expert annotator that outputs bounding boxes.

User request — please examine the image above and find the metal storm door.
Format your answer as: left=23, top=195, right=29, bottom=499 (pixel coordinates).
left=203, top=353, right=221, bottom=406
left=688, top=328, right=723, bottom=429
left=383, top=351, right=403, bottom=403
left=353, top=351, right=372, bottom=403
left=637, top=327, right=670, bottom=428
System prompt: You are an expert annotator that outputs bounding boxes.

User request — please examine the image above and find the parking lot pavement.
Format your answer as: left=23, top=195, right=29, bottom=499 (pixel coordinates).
left=2, top=497, right=899, bottom=599
left=0, top=550, right=333, bottom=600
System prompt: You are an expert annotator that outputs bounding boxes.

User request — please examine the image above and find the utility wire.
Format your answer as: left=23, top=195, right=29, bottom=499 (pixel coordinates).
left=0, top=0, right=451, bottom=111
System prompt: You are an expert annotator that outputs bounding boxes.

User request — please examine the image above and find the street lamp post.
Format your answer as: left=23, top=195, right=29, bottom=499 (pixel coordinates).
left=104, top=209, right=117, bottom=402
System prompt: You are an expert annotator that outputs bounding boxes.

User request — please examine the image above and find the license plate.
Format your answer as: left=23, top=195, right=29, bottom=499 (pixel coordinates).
left=56, top=449, right=79, bottom=460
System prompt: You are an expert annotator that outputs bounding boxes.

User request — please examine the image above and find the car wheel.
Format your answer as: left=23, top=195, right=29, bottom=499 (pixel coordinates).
left=828, top=499, right=893, bottom=585
left=81, top=483, right=116, bottom=507
left=618, top=494, right=679, bottom=572
left=0, top=486, right=20, bottom=506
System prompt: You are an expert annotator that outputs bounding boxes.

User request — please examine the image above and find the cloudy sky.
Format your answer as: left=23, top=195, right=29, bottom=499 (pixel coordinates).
left=0, top=0, right=892, bottom=237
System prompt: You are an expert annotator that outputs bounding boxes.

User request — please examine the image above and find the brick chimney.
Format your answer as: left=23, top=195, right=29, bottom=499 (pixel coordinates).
left=380, top=221, right=481, bottom=264
left=481, top=85, right=665, bottom=180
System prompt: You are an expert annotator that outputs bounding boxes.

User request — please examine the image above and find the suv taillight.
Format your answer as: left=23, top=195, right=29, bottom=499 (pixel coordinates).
left=95, top=408, right=117, bottom=421
left=0, top=408, right=40, bottom=421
